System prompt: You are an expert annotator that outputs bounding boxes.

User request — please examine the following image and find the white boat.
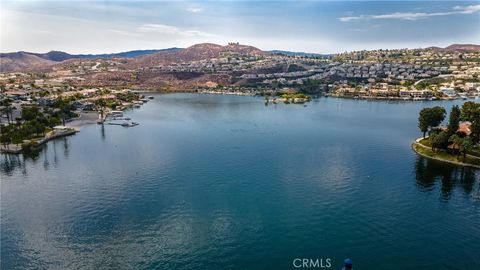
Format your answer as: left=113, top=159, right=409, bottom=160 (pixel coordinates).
left=107, top=110, right=123, bottom=117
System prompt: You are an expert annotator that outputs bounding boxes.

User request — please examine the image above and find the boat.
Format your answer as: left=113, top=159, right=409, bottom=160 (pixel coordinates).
left=121, top=122, right=139, bottom=127
left=148, top=96, right=154, bottom=99
left=108, top=121, right=138, bottom=127
left=107, top=110, right=123, bottom=117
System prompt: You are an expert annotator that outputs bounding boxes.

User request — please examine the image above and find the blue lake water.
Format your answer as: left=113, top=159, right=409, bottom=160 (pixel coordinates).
left=1, top=94, right=479, bottom=270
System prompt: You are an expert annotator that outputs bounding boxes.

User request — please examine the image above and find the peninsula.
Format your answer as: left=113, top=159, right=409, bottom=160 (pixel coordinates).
left=412, top=101, right=480, bottom=168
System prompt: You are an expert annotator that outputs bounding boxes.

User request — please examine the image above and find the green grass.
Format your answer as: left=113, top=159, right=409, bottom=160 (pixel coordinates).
left=413, top=143, right=480, bottom=166
left=419, top=138, right=432, bottom=147
left=419, top=138, right=480, bottom=159
left=470, top=146, right=480, bottom=158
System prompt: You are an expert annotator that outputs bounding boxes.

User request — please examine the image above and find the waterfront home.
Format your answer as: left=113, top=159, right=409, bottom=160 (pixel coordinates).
left=458, top=122, right=472, bottom=136
left=440, top=87, right=456, bottom=98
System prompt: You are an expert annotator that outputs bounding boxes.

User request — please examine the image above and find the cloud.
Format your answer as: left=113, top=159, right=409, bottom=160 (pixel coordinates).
left=339, top=4, right=480, bottom=22
left=186, top=7, right=203, bottom=13
left=454, top=4, right=480, bottom=14
left=136, top=23, right=215, bottom=37
left=107, top=29, right=140, bottom=37
left=137, top=24, right=179, bottom=34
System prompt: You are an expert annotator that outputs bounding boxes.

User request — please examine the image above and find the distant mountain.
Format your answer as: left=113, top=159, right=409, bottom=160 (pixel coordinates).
left=269, top=50, right=331, bottom=58
left=0, top=52, right=55, bottom=73
left=0, top=48, right=182, bottom=72
left=1, top=43, right=479, bottom=73
left=428, top=44, right=480, bottom=52
left=78, top=48, right=182, bottom=59
left=30, top=51, right=78, bottom=61
left=444, top=44, right=480, bottom=52
left=128, top=43, right=266, bottom=68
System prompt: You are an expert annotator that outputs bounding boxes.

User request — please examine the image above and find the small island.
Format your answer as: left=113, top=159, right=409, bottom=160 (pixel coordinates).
left=412, top=101, right=480, bottom=168
left=264, top=92, right=312, bottom=105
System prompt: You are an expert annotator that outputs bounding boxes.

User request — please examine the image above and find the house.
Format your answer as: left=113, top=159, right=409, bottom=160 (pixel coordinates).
left=440, top=87, right=456, bottom=98
left=4, top=90, right=28, bottom=100
left=458, top=122, right=472, bottom=136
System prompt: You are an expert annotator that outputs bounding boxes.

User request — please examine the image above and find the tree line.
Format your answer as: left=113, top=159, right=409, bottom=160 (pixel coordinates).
left=418, top=102, right=480, bottom=161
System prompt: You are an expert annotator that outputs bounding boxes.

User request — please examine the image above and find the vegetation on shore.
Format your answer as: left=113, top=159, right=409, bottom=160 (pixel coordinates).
left=1, top=98, right=76, bottom=147
left=279, top=92, right=311, bottom=101
left=413, top=142, right=480, bottom=167
left=414, top=101, right=480, bottom=166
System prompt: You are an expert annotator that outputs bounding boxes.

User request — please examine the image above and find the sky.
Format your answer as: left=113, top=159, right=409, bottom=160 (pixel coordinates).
left=1, top=0, right=479, bottom=54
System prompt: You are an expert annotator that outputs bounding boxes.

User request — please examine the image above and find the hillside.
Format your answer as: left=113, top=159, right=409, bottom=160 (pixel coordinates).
left=428, top=44, right=480, bottom=52
left=0, top=49, right=181, bottom=72
left=128, top=43, right=266, bottom=68
left=0, top=52, right=55, bottom=72
left=1, top=43, right=478, bottom=73
left=444, top=44, right=480, bottom=52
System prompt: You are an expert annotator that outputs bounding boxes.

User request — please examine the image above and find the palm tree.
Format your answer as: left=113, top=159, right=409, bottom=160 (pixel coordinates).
left=448, top=134, right=462, bottom=155
left=459, top=137, right=473, bottom=162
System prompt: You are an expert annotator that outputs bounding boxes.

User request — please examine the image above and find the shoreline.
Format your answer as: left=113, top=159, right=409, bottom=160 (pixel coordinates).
left=142, top=89, right=480, bottom=102
left=412, top=138, right=480, bottom=169
left=0, top=128, right=78, bottom=154
left=65, top=111, right=100, bottom=129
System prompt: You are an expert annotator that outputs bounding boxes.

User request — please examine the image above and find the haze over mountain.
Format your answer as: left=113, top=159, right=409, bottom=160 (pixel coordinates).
left=1, top=43, right=478, bottom=73
left=0, top=52, right=56, bottom=73
left=1, top=48, right=181, bottom=62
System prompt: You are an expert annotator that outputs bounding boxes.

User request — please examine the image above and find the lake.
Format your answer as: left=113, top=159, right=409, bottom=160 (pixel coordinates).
left=1, top=94, right=479, bottom=270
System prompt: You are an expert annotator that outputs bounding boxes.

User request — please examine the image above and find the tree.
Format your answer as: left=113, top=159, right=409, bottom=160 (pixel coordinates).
left=448, top=134, right=462, bottom=154
left=461, top=102, right=480, bottom=143
left=459, top=137, right=473, bottom=162
left=1, top=106, right=13, bottom=124
left=418, top=106, right=447, bottom=138
left=448, top=134, right=473, bottom=162
left=447, top=105, right=461, bottom=136
left=429, top=131, right=439, bottom=151
left=21, top=106, right=40, bottom=121
left=432, top=131, right=449, bottom=151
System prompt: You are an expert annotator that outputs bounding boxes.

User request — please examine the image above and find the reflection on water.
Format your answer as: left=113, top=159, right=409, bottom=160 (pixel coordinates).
left=100, top=124, right=106, bottom=141
left=414, top=156, right=479, bottom=200
left=0, top=136, right=72, bottom=176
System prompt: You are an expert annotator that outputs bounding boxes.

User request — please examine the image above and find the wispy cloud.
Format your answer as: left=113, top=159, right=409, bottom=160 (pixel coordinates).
left=136, top=23, right=214, bottom=37
left=107, top=29, right=140, bottom=37
left=186, top=7, right=203, bottom=13
left=339, top=4, right=480, bottom=22
left=454, top=4, right=480, bottom=14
